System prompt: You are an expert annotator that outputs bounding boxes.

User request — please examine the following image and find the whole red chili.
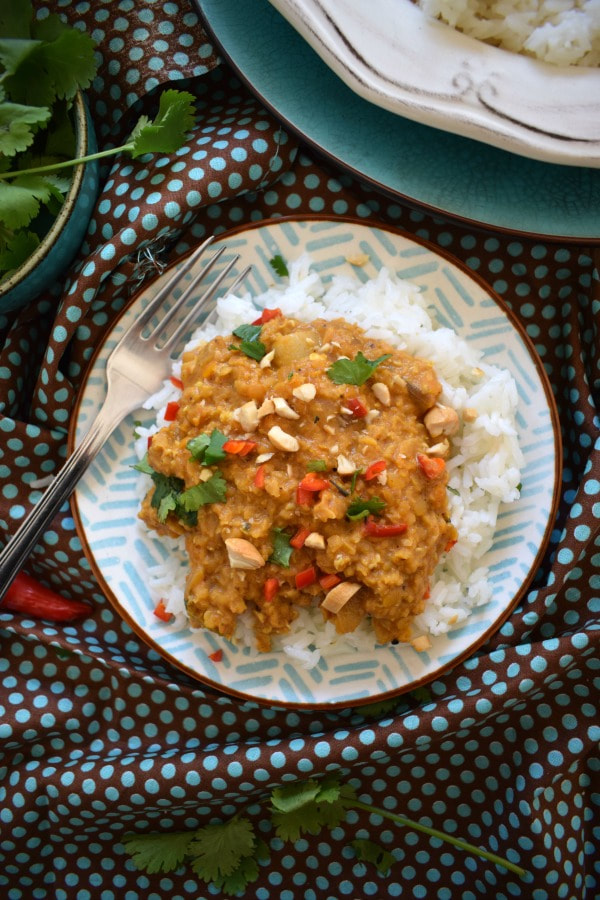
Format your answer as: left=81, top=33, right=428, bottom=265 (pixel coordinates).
left=2, top=572, right=92, bottom=622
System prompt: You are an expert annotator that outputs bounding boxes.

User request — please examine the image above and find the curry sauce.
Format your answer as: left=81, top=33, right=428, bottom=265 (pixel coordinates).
left=139, top=312, right=458, bottom=651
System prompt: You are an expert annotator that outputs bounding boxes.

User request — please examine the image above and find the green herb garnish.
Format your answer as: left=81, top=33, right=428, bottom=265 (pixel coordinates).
left=349, top=468, right=362, bottom=493
left=133, top=454, right=225, bottom=524
left=306, top=459, right=328, bottom=472
left=232, top=323, right=262, bottom=343
left=268, top=528, right=293, bottom=567
left=0, top=5, right=195, bottom=280
left=269, top=254, right=289, bottom=277
left=187, top=429, right=228, bottom=466
left=123, top=772, right=527, bottom=889
left=326, top=351, right=391, bottom=386
left=230, top=322, right=267, bottom=361
left=178, top=471, right=227, bottom=512
left=346, top=496, right=386, bottom=520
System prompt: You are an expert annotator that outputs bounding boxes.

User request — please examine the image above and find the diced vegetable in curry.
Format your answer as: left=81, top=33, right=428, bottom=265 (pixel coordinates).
left=138, top=311, right=458, bottom=651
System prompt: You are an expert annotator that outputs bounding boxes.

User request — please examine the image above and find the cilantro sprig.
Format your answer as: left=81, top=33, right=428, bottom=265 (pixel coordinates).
left=133, top=455, right=226, bottom=525
left=0, top=3, right=196, bottom=280
left=346, top=496, right=386, bottom=520
left=122, top=772, right=527, bottom=891
left=269, top=254, right=289, bottom=278
left=229, top=322, right=267, bottom=361
left=268, top=528, right=293, bottom=567
left=327, top=351, right=391, bottom=386
left=187, top=429, right=228, bottom=466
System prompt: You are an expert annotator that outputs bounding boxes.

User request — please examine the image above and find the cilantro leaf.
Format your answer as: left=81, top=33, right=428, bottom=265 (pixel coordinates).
left=270, top=775, right=351, bottom=842
left=327, top=351, right=391, bottom=386
left=346, top=496, right=386, bottom=520
left=351, top=839, right=395, bottom=874
left=268, top=528, right=293, bottom=567
left=211, top=853, right=261, bottom=894
left=0, top=228, right=38, bottom=274
left=238, top=339, right=266, bottom=361
left=0, top=174, right=61, bottom=229
left=150, top=473, right=185, bottom=524
left=271, top=780, right=321, bottom=813
left=178, top=471, right=227, bottom=511
left=306, top=459, right=328, bottom=471
left=3, top=29, right=97, bottom=106
left=132, top=453, right=154, bottom=475
left=188, top=817, right=256, bottom=881
left=269, top=254, right=289, bottom=277
left=128, top=88, right=196, bottom=158
left=232, top=323, right=262, bottom=343
left=187, top=429, right=228, bottom=465
left=0, top=3, right=33, bottom=39
left=122, top=831, right=193, bottom=874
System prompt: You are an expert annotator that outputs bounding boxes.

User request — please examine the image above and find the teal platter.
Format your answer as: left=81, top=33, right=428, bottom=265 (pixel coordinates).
left=197, top=0, right=600, bottom=241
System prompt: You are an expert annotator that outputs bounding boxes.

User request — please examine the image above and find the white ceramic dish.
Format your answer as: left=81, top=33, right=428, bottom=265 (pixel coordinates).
left=268, top=0, right=600, bottom=167
left=71, top=217, right=561, bottom=709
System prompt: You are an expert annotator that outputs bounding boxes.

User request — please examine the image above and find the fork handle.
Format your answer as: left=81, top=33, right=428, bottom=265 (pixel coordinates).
left=0, top=408, right=121, bottom=604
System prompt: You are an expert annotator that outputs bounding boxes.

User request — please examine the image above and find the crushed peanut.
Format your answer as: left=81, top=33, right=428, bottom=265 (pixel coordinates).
left=372, top=382, right=391, bottom=406
left=336, top=454, right=356, bottom=475
left=259, top=349, right=275, bottom=369
left=292, top=383, right=317, bottom=402
left=345, top=252, right=370, bottom=267
left=304, top=532, right=326, bottom=549
left=225, top=538, right=265, bottom=569
left=273, top=397, right=300, bottom=419
left=233, top=400, right=259, bottom=432
left=463, top=407, right=478, bottom=423
left=322, top=581, right=361, bottom=613
left=411, top=634, right=432, bottom=652
left=267, top=425, right=300, bottom=452
left=424, top=405, right=460, bottom=438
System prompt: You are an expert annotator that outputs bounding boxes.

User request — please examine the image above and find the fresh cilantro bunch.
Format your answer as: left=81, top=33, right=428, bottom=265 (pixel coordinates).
left=0, top=2, right=196, bottom=281
left=122, top=772, right=526, bottom=893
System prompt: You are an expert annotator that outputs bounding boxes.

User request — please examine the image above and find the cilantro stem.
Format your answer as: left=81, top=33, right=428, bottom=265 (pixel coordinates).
left=350, top=799, right=526, bottom=877
left=0, top=144, right=136, bottom=181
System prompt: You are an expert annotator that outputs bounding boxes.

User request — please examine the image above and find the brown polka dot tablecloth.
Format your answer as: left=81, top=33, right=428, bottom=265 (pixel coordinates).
left=1, top=2, right=599, bottom=898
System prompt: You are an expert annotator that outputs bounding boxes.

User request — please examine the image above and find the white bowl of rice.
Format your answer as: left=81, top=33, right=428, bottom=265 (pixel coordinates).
left=267, top=0, right=600, bottom=166
left=71, top=218, right=561, bottom=708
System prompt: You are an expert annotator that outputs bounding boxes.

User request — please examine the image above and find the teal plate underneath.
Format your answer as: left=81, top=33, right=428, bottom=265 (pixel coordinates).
left=198, top=0, right=600, bottom=241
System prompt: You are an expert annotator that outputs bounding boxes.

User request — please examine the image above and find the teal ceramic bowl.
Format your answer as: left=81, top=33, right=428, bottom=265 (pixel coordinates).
left=0, top=92, right=100, bottom=314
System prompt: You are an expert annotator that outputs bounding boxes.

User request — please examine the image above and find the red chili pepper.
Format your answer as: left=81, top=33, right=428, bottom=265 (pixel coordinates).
left=445, top=537, right=457, bottom=553
left=423, top=585, right=431, bottom=600
left=364, top=460, right=386, bottom=481
left=364, top=520, right=408, bottom=538
left=296, top=485, right=315, bottom=506
left=416, top=453, right=446, bottom=479
left=153, top=599, right=172, bottom=622
left=295, top=566, right=317, bottom=589
left=147, top=435, right=153, bottom=449
left=164, top=401, right=179, bottom=422
left=208, top=649, right=223, bottom=662
left=290, top=527, right=312, bottom=549
left=298, top=471, right=329, bottom=492
left=319, top=573, right=342, bottom=591
left=251, top=307, right=282, bottom=326
left=170, top=376, right=184, bottom=390
left=223, top=439, right=257, bottom=457
left=347, top=397, right=368, bottom=418
left=2, top=572, right=92, bottom=622
left=253, top=464, right=266, bottom=488
left=263, top=577, right=280, bottom=603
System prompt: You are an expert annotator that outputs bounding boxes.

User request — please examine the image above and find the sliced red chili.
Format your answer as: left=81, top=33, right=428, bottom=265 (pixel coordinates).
left=164, top=401, right=179, bottom=421
left=445, top=537, right=457, bottom=553
left=253, top=464, right=266, bottom=489
left=223, top=439, right=258, bottom=457
left=295, top=566, right=317, bottom=589
left=416, top=453, right=446, bottom=479
left=208, top=649, right=223, bottom=662
left=263, top=577, right=280, bottom=603
left=251, top=307, right=282, bottom=326
left=296, top=485, right=315, bottom=507
left=2, top=572, right=92, bottom=622
left=298, top=471, right=329, bottom=492
left=364, top=460, right=386, bottom=481
left=319, top=573, right=342, bottom=591
left=170, top=375, right=184, bottom=390
left=153, top=599, right=172, bottom=622
left=147, top=435, right=153, bottom=449
left=347, top=397, right=368, bottom=418
left=290, top=527, right=311, bottom=549
left=364, top=520, right=408, bottom=538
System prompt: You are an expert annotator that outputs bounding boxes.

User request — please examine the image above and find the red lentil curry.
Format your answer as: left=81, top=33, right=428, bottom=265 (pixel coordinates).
left=138, top=310, right=458, bottom=651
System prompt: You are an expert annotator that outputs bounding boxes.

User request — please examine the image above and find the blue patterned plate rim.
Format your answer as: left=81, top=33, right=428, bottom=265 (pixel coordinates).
left=69, top=216, right=562, bottom=708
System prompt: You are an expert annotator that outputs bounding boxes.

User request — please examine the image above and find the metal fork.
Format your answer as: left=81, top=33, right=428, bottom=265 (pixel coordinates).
left=0, top=235, right=250, bottom=601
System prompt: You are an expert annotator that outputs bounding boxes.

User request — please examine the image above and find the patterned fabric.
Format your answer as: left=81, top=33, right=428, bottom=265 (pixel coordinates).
left=0, top=2, right=598, bottom=897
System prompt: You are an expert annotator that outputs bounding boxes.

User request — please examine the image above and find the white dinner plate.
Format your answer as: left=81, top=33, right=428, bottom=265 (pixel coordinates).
left=71, top=217, right=561, bottom=708
left=268, top=0, right=600, bottom=167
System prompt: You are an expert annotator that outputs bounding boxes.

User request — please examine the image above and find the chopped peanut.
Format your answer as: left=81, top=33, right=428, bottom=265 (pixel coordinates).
left=255, top=452, right=274, bottom=464
left=372, top=382, right=391, bottom=406
left=233, top=400, right=259, bottom=432
left=425, top=439, right=450, bottom=457
left=273, top=397, right=300, bottom=420
left=225, top=538, right=265, bottom=569
left=257, top=398, right=275, bottom=418
left=411, top=634, right=432, bottom=652
left=322, top=581, right=361, bottom=613
left=304, top=532, right=326, bottom=549
left=424, top=405, right=460, bottom=438
left=463, top=407, right=478, bottom=423
left=345, top=252, right=370, bottom=267
left=259, top=349, right=275, bottom=369
left=336, top=454, right=355, bottom=475
left=267, top=425, right=300, bottom=452
left=292, top=383, right=316, bottom=402
left=365, top=410, right=381, bottom=424
left=199, top=468, right=213, bottom=482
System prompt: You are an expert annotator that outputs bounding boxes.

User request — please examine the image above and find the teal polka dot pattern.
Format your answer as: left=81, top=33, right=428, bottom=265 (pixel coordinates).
left=0, top=4, right=599, bottom=898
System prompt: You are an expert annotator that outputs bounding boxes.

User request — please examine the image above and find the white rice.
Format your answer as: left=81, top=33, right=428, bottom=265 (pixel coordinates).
left=418, top=0, right=600, bottom=67
left=135, top=256, right=523, bottom=667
